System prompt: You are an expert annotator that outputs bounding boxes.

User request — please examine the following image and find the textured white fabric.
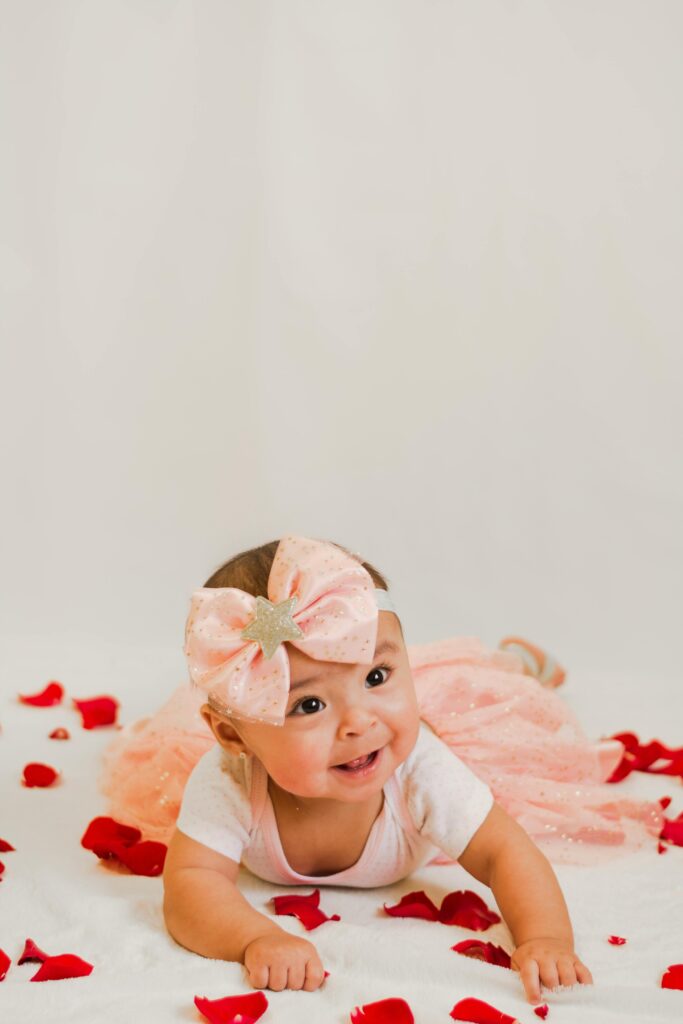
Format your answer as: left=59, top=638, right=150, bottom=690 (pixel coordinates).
left=175, top=722, right=494, bottom=887
left=2, top=635, right=681, bottom=1023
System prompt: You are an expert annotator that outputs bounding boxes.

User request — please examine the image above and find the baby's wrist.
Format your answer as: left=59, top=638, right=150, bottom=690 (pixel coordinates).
left=241, top=922, right=286, bottom=958
left=514, top=934, right=574, bottom=952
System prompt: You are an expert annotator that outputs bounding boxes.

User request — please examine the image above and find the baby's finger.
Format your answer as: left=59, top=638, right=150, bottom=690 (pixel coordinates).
left=248, top=964, right=269, bottom=990
left=575, top=961, right=594, bottom=986
left=538, top=955, right=560, bottom=993
left=267, top=963, right=287, bottom=992
left=286, top=962, right=306, bottom=991
left=520, top=958, right=541, bottom=1003
left=557, top=955, right=579, bottom=988
left=303, top=957, right=326, bottom=991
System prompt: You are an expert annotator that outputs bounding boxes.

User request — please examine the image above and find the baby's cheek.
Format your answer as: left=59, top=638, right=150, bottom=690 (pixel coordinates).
left=270, top=746, right=325, bottom=793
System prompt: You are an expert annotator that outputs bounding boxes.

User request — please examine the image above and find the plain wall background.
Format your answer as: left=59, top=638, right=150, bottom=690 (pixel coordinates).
left=2, top=1, right=681, bottom=687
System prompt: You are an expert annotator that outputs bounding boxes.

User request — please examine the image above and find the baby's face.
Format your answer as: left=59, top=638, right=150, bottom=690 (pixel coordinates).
left=212, top=611, right=420, bottom=806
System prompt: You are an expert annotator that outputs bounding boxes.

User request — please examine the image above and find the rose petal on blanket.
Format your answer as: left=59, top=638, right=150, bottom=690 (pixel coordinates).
left=73, top=695, right=119, bottom=729
left=658, top=796, right=672, bottom=810
left=0, top=949, right=10, bottom=982
left=0, top=838, right=15, bottom=852
left=18, top=938, right=50, bottom=964
left=81, top=816, right=142, bottom=851
left=49, top=727, right=70, bottom=740
left=18, top=681, right=64, bottom=707
left=608, top=936, right=626, bottom=945
left=450, top=996, right=517, bottom=1023
left=194, top=991, right=268, bottom=1023
left=80, top=816, right=165, bottom=875
left=0, top=861, right=4, bottom=878
left=111, top=839, right=167, bottom=876
left=657, top=841, right=669, bottom=854
left=383, top=890, right=441, bottom=921
left=30, top=953, right=94, bottom=981
left=661, top=964, right=683, bottom=990
left=660, top=815, right=683, bottom=847
left=350, top=997, right=414, bottom=1023
left=533, top=1006, right=549, bottom=1019
left=22, top=763, right=59, bottom=787
left=439, top=891, right=501, bottom=929
left=451, top=940, right=511, bottom=968
left=271, top=889, right=340, bottom=930
left=607, top=732, right=683, bottom=781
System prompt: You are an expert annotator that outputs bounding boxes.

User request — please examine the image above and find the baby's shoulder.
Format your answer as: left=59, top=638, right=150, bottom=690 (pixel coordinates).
left=397, top=720, right=453, bottom=776
left=184, top=743, right=254, bottom=803
left=396, top=720, right=485, bottom=799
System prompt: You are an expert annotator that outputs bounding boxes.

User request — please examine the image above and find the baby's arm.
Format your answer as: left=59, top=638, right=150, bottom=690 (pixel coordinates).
left=162, top=828, right=325, bottom=991
left=457, top=802, right=594, bottom=1005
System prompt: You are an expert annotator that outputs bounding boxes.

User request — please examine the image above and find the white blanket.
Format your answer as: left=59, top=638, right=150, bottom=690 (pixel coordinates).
left=1, top=636, right=681, bottom=1023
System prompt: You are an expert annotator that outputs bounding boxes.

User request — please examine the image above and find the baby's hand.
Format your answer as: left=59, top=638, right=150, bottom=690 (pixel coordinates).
left=243, top=932, right=326, bottom=992
left=510, top=937, right=594, bottom=1004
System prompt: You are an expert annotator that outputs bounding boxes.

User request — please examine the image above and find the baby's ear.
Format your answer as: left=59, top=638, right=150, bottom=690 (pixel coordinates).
left=200, top=703, right=250, bottom=757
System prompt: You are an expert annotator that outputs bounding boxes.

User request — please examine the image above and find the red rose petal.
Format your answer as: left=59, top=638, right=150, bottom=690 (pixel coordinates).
left=658, top=796, right=672, bottom=810
left=19, top=681, right=64, bottom=707
left=383, top=889, right=500, bottom=930
left=30, top=953, right=93, bottom=981
left=0, top=838, right=15, bottom=852
left=0, top=949, right=10, bottom=982
left=194, top=991, right=268, bottom=1024
left=658, top=841, right=669, bottom=854
left=439, top=891, right=501, bottom=930
left=608, top=935, right=626, bottom=945
left=0, top=861, right=4, bottom=878
left=350, top=997, right=414, bottom=1023
left=111, top=839, right=167, bottom=877
left=18, top=938, right=50, bottom=964
left=271, top=889, right=340, bottom=931
left=80, top=816, right=165, bottom=875
left=49, top=727, right=70, bottom=740
left=81, top=816, right=141, bottom=851
left=271, top=888, right=320, bottom=911
left=450, top=996, right=517, bottom=1024
left=72, top=695, right=119, bottom=729
left=384, top=890, right=441, bottom=922
left=22, top=763, right=59, bottom=787
left=533, top=1006, right=549, bottom=1019
left=660, top=816, right=683, bottom=847
left=452, top=940, right=511, bottom=968
left=661, top=964, right=683, bottom=990
left=607, top=732, right=683, bottom=783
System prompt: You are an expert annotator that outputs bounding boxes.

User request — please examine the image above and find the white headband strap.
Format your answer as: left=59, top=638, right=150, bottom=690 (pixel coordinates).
left=375, top=587, right=398, bottom=616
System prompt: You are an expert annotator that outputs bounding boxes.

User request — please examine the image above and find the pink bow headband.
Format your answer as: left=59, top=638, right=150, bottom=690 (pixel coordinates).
left=183, top=534, right=399, bottom=726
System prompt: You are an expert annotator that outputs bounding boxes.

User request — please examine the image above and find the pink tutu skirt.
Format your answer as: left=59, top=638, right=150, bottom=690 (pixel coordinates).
left=99, top=636, right=664, bottom=866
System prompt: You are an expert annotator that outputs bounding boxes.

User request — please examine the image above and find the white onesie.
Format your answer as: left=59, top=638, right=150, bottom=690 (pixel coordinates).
left=176, top=720, right=494, bottom=888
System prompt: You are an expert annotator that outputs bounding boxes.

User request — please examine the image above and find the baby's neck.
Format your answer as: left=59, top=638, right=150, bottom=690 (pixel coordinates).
left=267, top=776, right=383, bottom=821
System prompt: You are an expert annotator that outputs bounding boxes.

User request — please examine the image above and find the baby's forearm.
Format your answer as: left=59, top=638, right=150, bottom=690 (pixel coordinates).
left=164, top=866, right=284, bottom=962
left=488, top=837, right=574, bottom=948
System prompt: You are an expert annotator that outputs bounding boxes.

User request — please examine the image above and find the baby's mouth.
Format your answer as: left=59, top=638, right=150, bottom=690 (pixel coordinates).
left=334, top=749, right=380, bottom=772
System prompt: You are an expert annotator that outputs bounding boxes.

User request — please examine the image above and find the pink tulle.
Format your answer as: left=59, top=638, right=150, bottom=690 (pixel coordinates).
left=410, top=638, right=664, bottom=866
left=98, top=636, right=665, bottom=865
left=99, top=683, right=214, bottom=843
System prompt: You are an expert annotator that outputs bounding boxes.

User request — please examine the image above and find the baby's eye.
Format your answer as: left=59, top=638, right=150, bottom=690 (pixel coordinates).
left=366, top=665, right=392, bottom=687
left=290, top=696, right=326, bottom=716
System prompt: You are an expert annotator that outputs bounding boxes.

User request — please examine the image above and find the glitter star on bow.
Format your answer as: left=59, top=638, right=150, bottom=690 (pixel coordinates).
left=240, top=595, right=305, bottom=659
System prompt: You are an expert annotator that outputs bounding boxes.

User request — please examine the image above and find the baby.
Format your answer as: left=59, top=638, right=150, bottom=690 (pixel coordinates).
left=162, top=534, right=593, bottom=1004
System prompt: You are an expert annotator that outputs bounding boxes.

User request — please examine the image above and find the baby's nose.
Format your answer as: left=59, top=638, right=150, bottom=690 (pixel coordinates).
left=338, top=705, right=378, bottom=736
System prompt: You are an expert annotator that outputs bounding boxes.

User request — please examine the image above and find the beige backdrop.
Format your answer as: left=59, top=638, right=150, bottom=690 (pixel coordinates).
left=2, top=1, right=681, bottom=684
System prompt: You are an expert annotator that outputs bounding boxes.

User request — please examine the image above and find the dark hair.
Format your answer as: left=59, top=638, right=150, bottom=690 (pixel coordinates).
left=203, top=537, right=391, bottom=595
